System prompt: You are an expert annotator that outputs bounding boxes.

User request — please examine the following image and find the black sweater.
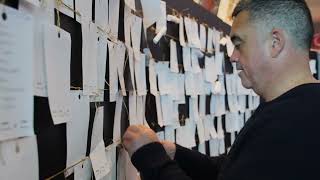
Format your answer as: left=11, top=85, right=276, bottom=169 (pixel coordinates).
left=131, top=83, right=320, bottom=180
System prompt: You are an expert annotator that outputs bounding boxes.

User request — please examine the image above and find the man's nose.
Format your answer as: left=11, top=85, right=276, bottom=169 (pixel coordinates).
left=230, top=50, right=239, bottom=63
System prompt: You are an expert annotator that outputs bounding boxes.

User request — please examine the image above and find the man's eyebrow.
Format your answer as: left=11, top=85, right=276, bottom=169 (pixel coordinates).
left=231, top=35, right=243, bottom=43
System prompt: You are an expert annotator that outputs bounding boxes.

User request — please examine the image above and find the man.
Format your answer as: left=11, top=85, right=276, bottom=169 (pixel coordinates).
left=123, top=0, right=320, bottom=179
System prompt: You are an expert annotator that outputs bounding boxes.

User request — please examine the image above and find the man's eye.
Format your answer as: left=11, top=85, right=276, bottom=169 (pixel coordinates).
left=234, top=44, right=241, bottom=50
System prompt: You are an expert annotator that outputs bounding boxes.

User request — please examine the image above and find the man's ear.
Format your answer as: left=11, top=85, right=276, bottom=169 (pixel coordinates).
left=270, top=28, right=285, bottom=58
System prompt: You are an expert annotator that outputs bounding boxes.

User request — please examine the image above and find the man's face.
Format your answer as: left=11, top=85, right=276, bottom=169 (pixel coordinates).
left=230, top=11, right=270, bottom=91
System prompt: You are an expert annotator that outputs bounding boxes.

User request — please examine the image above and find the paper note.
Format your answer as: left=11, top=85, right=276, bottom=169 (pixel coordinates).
left=156, top=131, right=165, bottom=141
left=207, top=28, right=214, bottom=53
left=57, top=0, right=74, bottom=18
left=191, top=48, right=202, bottom=73
left=19, top=1, right=52, bottom=97
left=108, top=42, right=119, bottom=102
left=44, top=24, right=72, bottom=125
left=213, top=28, right=221, bottom=53
left=156, top=62, right=172, bottom=95
left=179, top=17, right=187, bottom=47
left=183, top=47, right=192, bottom=72
left=200, top=24, right=207, bottom=52
left=129, top=91, right=138, bottom=125
left=90, top=141, right=110, bottom=180
left=161, top=95, right=174, bottom=126
left=196, top=118, right=206, bottom=144
left=66, top=91, right=90, bottom=170
left=176, top=118, right=196, bottom=148
left=205, top=55, right=217, bottom=83
left=128, top=47, right=136, bottom=91
left=0, top=5, right=34, bottom=141
left=113, top=94, right=123, bottom=143
left=136, top=96, right=146, bottom=125
left=203, top=115, right=214, bottom=141
left=310, top=59, right=317, bottom=74
left=170, top=40, right=179, bottom=73
left=25, top=0, right=40, bottom=7
left=141, top=0, right=160, bottom=28
left=131, top=15, right=142, bottom=52
left=105, top=144, right=117, bottom=180
left=184, top=17, right=201, bottom=49
left=82, top=20, right=98, bottom=96
left=74, top=159, right=93, bottom=180
left=109, top=0, right=120, bottom=40
left=173, top=74, right=185, bottom=104
left=189, top=97, right=200, bottom=123
left=135, top=53, right=147, bottom=96
left=0, top=136, right=39, bottom=180
left=148, top=59, right=158, bottom=96
left=209, top=138, right=219, bottom=157
left=125, top=0, right=136, bottom=10
left=155, top=0, right=166, bottom=32
left=117, top=149, right=140, bottom=180
left=75, top=0, right=92, bottom=22
left=198, top=143, right=206, bottom=154
left=90, top=106, right=104, bottom=152
left=164, top=126, right=175, bottom=142
left=95, top=0, right=109, bottom=32
left=91, top=37, right=108, bottom=102
left=155, top=93, right=164, bottom=127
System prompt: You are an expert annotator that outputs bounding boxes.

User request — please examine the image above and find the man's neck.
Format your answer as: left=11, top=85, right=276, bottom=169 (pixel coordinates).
left=261, top=70, right=318, bottom=102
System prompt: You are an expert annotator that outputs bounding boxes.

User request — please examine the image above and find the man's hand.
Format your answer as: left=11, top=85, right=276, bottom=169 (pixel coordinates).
left=123, top=125, right=159, bottom=157
left=160, top=141, right=176, bottom=160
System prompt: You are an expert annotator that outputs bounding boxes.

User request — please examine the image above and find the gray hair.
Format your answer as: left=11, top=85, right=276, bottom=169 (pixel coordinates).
left=232, top=0, right=314, bottom=51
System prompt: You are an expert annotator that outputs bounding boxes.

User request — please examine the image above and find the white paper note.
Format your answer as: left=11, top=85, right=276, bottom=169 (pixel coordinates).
left=44, top=24, right=71, bottom=125
left=183, top=47, right=192, bottom=72
left=0, top=5, right=34, bottom=140
left=105, top=144, right=117, bottom=180
left=19, top=1, right=52, bottom=97
left=113, top=94, right=123, bottom=143
left=161, top=95, right=174, bottom=126
left=155, top=0, right=166, bottom=32
left=209, top=138, right=219, bottom=157
left=148, top=59, right=158, bottom=96
left=75, top=0, right=92, bottom=22
left=67, top=91, right=90, bottom=169
left=191, top=48, right=202, bottom=73
left=184, top=17, right=201, bottom=49
left=164, top=126, right=175, bottom=142
left=90, top=141, right=110, bottom=180
left=0, top=136, right=39, bottom=180
left=90, top=106, right=104, bottom=152
left=141, top=0, right=160, bottom=28
left=91, top=37, right=108, bottom=102
left=74, top=159, right=93, bottom=180
left=196, top=118, right=206, bottom=144
left=156, top=131, right=165, bottom=141
left=198, top=143, right=206, bottom=154
left=25, top=0, right=40, bottom=7
left=176, top=118, right=196, bottom=148
left=207, top=28, right=214, bottom=53
left=57, top=0, right=74, bottom=18
left=170, top=40, right=179, bottom=73
left=136, top=95, right=146, bottom=125
left=155, top=93, right=164, bottom=127
left=109, top=0, right=120, bottom=40
left=131, top=15, right=142, bottom=52
left=179, top=17, right=187, bottom=47
left=205, top=55, right=217, bottom=83
left=125, top=0, right=136, bottom=10
left=129, top=91, right=138, bottom=125
left=200, top=24, right=207, bottom=52
left=135, top=53, right=147, bottom=96
left=95, top=0, right=109, bottom=32
left=82, top=20, right=98, bottom=96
